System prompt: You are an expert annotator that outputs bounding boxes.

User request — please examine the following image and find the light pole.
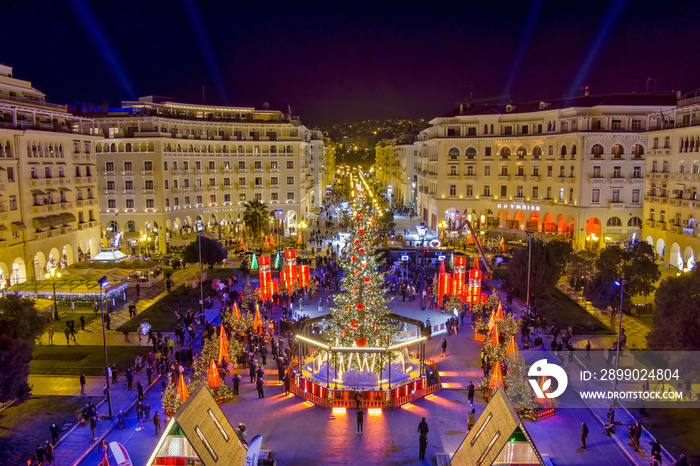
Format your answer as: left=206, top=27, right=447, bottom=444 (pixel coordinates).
left=198, top=232, right=204, bottom=313
left=45, top=265, right=61, bottom=321
left=611, top=279, right=627, bottom=414
left=299, top=220, right=307, bottom=251
left=98, top=276, right=113, bottom=419
left=277, top=210, right=283, bottom=256
left=525, top=231, right=533, bottom=313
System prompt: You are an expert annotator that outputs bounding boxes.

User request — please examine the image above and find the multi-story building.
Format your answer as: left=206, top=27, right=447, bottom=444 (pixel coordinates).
left=0, top=65, right=101, bottom=288
left=643, top=97, right=700, bottom=269
left=413, top=94, right=677, bottom=250
left=375, top=134, right=420, bottom=209
left=89, top=97, right=325, bottom=254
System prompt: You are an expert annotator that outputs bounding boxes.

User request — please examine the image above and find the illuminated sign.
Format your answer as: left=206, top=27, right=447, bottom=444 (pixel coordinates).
left=496, top=202, right=541, bottom=211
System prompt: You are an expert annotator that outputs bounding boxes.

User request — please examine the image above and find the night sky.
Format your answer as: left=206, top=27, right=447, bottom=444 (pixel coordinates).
left=3, top=1, right=700, bottom=124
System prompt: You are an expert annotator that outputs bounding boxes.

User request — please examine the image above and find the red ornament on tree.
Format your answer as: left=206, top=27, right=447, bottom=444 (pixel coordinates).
left=356, top=303, right=364, bottom=310
left=354, top=239, right=360, bottom=245
left=351, top=256, right=357, bottom=262
left=358, top=248, right=365, bottom=254
left=364, top=277, right=371, bottom=283
left=355, top=336, right=368, bottom=347
left=355, top=215, right=361, bottom=221
left=360, top=262, right=366, bottom=268
left=343, top=327, right=348, bottom=336
left=358, top=229, right=365, bottom=235
left=354, top=269, right=360, bottom=275
left=350, top=320, right=359, bottom=328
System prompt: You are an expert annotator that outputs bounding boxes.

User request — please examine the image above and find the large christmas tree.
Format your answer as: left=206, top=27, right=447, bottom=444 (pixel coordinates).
left=321, top=197, right=398, bottom=374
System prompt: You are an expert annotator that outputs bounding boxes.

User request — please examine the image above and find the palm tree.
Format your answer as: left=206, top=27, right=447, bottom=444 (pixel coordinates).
left=242, top=199, right=268, bottom=238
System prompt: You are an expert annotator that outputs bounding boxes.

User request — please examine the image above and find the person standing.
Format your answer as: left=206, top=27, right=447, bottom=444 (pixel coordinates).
left=35, top=444, right=46, bottom=464
left=50, top=423, right=59, bottom=445
left=356, top=408, right=364, bottom=434
left=231, top=373, right=240, bottom=394
left=256, top=377, right=265, bottom=398
left=417, top=417, right=429, bottom=438
left=153, top=411, right=161, bottom=436
left=318, top=298, right=323, bottom=314
left=64, top=327, right=71, bottom=344
left=468, top=408, right=476, bottom=431
left=283, top=374, right=291, bottom=396
left=98, top=439, right=109, bottom=463
left=146, top=364, right=153, bottom=385
left=90, top=415, right=98, bottom=441
left=249, top=360, right=257, bottom=383
left=467, top=381, right=475, bottom=406
left=80, top=373, right=86, bottom=396
left=580, top=422, right=589, bottom=449
left=585, top=340, right=591, bottom=360
left=80, top=315, right=86, bottom=331
left=256, top=365, right=264, bottom=382
left=136, top=282, right=141, bottom=298
left=441, top=338, right=447, bottom=357
left=48, top=326, right=54, bottom=344
left=419, top=434, right=428, bottom=460
left=144, top=402, right=151, bottom=421
left=44, top=440, right=54, bottom=465
left=126, top=367, right=134, bottom=390
left=632, top=421, right=642, bottom=451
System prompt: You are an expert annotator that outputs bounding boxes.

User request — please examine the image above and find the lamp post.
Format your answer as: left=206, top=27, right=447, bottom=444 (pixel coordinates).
left=525, top=231, right=533, bottom=313
left=98, top=276, right=113, bottom=419
left=45, top=265, right=61, bottom=321
left=277, top=210, right=283, bottom=256
left=299, top=220, right=308, bottom=251
left=613, top=279, right=626, bottom=403
left=198, top=232, right=204, bottom=313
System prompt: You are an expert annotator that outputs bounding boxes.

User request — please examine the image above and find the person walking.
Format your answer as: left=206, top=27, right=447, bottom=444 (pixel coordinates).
left=146, top=364, right=153, bottom=385
left=318, top=298, right=323, bottom=313
left=135, top=282, right=141, bottom=298
left=153, top=411, right=161, bottom=436
left=441, top=338, right=447, bottom=357
left=585, top=340, right=591, bottom=360
left=419, top=434, right=428, bottom=460
left=48, top=326, right=54, bottom=344
left=64, top=327, right=71, bottom=344
left=232, top=373, right=240, bottom=395
left=98, top=439, right=109, bottom=463
left=80, top=315, right=86, bottom=331
left=126, top=367, right=134, bottom=390
left=417, top=417, right=429, bottom=438
left=44, top=440, right=54, bottom=465
left=145, top=402, right=151, bottom=421
left=467, top=381, right=475, bottom=405
left=137, top=381, right=144, bottom=400
left=632, top=421, right=642, bottom=451
left=256, top=377, right=265, bottom=398
left=356, top=408, right=364, bottom=434
left=580, top=422, right=589, bottom=449
left=468, top=408, right=476, bottom=431
left=80, top=373, right=86, bottom=396
left=118, top=410, right=125, bottom=429
left=50, top=422, right=59, bottom=445
left=111, top=364, right=118, bottom=384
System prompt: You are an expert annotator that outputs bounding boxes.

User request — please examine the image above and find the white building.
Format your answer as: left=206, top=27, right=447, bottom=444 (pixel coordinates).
left=413, top=94, right=677, bottom=250
left=0, top=65, right=101, bottom=288
left=90, top=97, right=325, bottom=253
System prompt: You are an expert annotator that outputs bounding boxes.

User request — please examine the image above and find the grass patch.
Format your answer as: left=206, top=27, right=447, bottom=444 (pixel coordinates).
left=0, top=395, right=103, bottom=465
left=117, top=268, right=237, bottom=332
left=535, top=287, right=610, bottom=335
left=644, top=408, right=700, bottom=466
left=31, top=345, right=150, bottom=376
left=636, top=313, right=654, bottom=329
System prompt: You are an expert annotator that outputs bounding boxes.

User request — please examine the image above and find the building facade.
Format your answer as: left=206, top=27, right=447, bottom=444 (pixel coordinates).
left=90, top=97, right=325, bottom=254
left=410, top=94, right=677, bottom=250
left=643, top=97, right=700, bottom=269
left=374, top=134, right=420, bottom=210
left=0, top=65, right=101, bottom=288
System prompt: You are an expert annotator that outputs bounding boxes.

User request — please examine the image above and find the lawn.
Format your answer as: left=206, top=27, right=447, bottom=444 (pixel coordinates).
left=117, top=268, right=238, bottom=332
left=0, top=395, right=102, bottom=465
left=644, top=408, right=700, bottom=466
left=31, top=345, right=151, bottom=376
left=534, top=286, right=610, bottom=335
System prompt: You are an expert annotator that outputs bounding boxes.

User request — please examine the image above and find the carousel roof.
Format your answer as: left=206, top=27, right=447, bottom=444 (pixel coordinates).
left=93, top=248, right=128, bottom=262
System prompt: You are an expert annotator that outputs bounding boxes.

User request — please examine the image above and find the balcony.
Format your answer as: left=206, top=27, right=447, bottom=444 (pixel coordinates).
left=609, top=176, right=626, bottom=184
left=143, top=189, right=155, bottom=195
left=32, top=205, right=47, bottom=214
left=103, top=171, right=115, bottom=176
left=497, top=175, right=510, bottom=181
left=142, top=170, right=154, bottom=176
left=684, top=226, right=696, bottom=236
left=670, top=225, right=683, bottom=234
left=609, top=201, right=625, bottom=208
left=630, top=176, right=644, bottom=184
left=513, top=174, right=527, bottom=181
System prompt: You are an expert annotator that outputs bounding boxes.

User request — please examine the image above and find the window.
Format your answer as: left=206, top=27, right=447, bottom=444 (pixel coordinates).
left=238, top=177, right=246, bottom=185
left=503, top=126, right=512, bottom=135
left=196, top=195, right=203, bottom=204
left=449, top=185, right=456, bottom=196
left=45, top=167, right=51, bottom=178
left=145, top=180, right=154, bottom=190
left=124, top=161, right=132, bottom=172
left=286, top=161, right=294, bottom=169
left=195, top=161, right=201, bottom=170
left=466, top=185, right=473, bottom=196
left=30, top=167, right=37, bottom=179
left=547, top=166, right=553, bottom=177
left=9, top=195, right=17, bottom=210
left=569, top=188, right=573, bottom=202
left=546, top=187, right=552, bottom=199
left=632, top=120, right=642, bottom=130
left=146, top=199, right=154, bottom=208
left=210, top=195, right=216, bottom=203
left=164, top=161, right=168, bottom=171
left=271, top=192, right=278, bottom=201
left=174, top=197, right=179, bottom=206
left=484, top=147, right=491, bottom=157
left=255, top=193, right=262, bottom=201
left=466, top=147, right=476, bottom=159
left=569, top=166, right=575, bottom=177
left=173, top=161, right=178, bottom=170
left=559, top=187, right=565, bottom=200
left=548, top=145, right=553, bottom=156
left=239, top=193, right=246, bottom=201
left=532, top=186, right=538, bottom=199
left=254, top=161, right=262, bottom=170
left=613, top=166, right=622, bottom=178
left=484, top=166, right=491, bottom=176
left=165, top=198, right=170, bottom=208
left=559, top=166, right=565, bottom=177
left=255, top=177, right=262, bottom=186
left=632, top=189, right=640, bottom=203
left=483, top=185, right=491, bottom=196
left=144, top=161, right=153, bottom=171
left=611, top=188, right=621, bottom=203
left=612, top=119, right=622, bottom=130
left=653, top=138, right=659, bottom=149
left=607, top=217, right=622, bottom=226
left=126, top=199, right=134, bottom=208
left=516, top=147, right=526, bottom=158
left=533, top=146, right=542, bottom=158
left=516, top=185, right=523, bottom=197
left=238, top=161, right=246, bottom=170
left=183, top=161, right=189, bottom=170
left=500, top=185, right=507, bottom=197
left=183, top=178, right=190, bottom=188
left=105, top=162, right=114, bottom=172
left=108, top=199, right=116, bottom=208
left=107, top=181, right=115, bottom=190
left=532, top=166, right=539, bottom=176
left=517, top=166, right=524, bottom=176
left=208, top=161, right=215, bottom=170
left=591, top=189, right=600, bottom=203
left=449, top=166, right=457, bottom=176
left=287, top=192, right=295, bottom=201
left=287, top=177, right=294, bottom=185
left=448, top=148, right=459, bottom=160
left=209, top=178, right=215, bottom=186
left=270, top=161, right=278, bottom=169
left=466, top=166, right=475, bottom=176
left=271, top=177, right=278, bottom=186
left=223, top=194, right=230, bottom=202
left=500, top=147, right=510, bottom=159
left=125, top=180, right=133, bottom=190
left=500, top=166, right=508, bottom=176
left=184, top=196, right=190, bottom=205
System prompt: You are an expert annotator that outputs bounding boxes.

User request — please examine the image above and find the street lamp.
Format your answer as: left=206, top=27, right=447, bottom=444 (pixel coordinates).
left=45, top=265, right=61, bottom=320
left=612, top=279, right=627, bottom=413
left=525, top=231, right=533, bottom=313
left=198, top=232, right=204, bottom=313
left=277, top=210, right=283, bottom=256
left=299, top=220, right=308, bottom=250
left=98, top=276, right=113, bottom=419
